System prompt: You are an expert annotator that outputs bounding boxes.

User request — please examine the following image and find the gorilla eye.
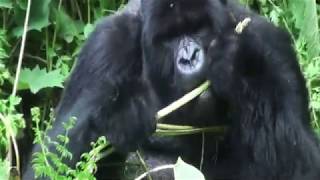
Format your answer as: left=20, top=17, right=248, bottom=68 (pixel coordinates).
left=169, top=2, right=175, bottom=8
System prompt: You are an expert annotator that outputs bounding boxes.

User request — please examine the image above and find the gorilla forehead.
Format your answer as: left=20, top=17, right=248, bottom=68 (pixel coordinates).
left=141, top=0, right=228, bottom=42
left=141, top=0, right=209, bottom=13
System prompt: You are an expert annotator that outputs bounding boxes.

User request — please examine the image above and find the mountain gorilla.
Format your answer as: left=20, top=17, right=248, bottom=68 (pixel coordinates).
left=24, top=0, right=320, bottom=179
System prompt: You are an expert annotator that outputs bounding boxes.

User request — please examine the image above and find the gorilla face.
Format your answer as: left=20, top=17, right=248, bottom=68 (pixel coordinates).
left=172, top=35, right=210, bottom=92
left=141, top=0, right=227, bottom=94
left=143, top=34, right=212, bottom=96
left=139, top=0, right=230, bottom=119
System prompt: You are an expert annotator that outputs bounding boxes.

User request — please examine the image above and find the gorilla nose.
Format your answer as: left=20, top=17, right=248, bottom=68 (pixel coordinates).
left=179, top=48, right=200, bottom=65
left=176, top=37, right=205, bottom=74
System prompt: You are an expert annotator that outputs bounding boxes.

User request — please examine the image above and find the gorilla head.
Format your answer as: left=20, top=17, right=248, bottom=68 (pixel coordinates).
left=140, top=0, right=230, bottom=102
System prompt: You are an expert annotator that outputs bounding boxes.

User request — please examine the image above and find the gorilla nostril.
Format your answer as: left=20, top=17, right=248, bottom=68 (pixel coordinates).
left=178, top=48, right=201, bottom=67
left=179, top=58, right=191, bottom=65
left=191, top=49, right=200, bottom=61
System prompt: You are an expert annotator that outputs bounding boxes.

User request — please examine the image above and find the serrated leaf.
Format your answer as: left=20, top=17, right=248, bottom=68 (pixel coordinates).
left=12, top=0, right=51, bottom=37
left=19, top=66, right=65, bottom=94
left=174, top=157, right=205, bottom=180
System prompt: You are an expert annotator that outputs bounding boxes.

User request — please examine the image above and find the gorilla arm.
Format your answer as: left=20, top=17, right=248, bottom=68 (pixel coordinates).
left=208, top=14, right=320, bottom=179
left=54, top=13, right=158, bottom=153
left=23, top=11, right=158, bottom=179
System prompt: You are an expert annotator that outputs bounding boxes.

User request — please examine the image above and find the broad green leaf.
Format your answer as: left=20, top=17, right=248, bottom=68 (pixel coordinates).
left=289, top=0, right=320, bottom=59
left=269, top=10, right=281, bottom=26
left=0, top=0, right=12, bottom=8
left=12, top=0, right=51, bottom=36
left=174, top=157, right=205, bottom=180
left=0, top=160, right=9, bottom=180
left=53, top=8, right=84, bottom=43
left=19, top=66, right=65, bottom=94
left=84, top=24, right=95, bottom=39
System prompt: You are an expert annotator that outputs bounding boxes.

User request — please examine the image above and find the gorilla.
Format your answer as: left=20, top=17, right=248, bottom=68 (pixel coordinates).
left=24, top=0, right=320, bottom=179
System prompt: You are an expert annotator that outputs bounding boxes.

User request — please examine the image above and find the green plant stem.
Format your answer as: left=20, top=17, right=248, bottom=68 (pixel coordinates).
left=35, top=116, right=51, bottom=168
left=49, top=0, right=63, bottom=71
left=155, top=126, right=227, bottom=137
left=156, top=81, right=210, bottom=121
left=136, top=150, right=152, bottom=180
left=73, top=0, right=83, bottom=22
left=87, top=0, right=91, bottom=24
left=60, top=123, right=71, bottom=161
left=157, top=123, right=195, bottom=130
left=24, top=54, right=47, bottom=64
left=45, top=28, right=49, bottom=66
left=12, top=0, right=32, bottom=96
left=0, top=113, right=20, bottom=173
left=200, top=133, right=205, bottom=171
left=2, top=10, right=6, bottom=29
left=9, top=0, right=32, bottom=173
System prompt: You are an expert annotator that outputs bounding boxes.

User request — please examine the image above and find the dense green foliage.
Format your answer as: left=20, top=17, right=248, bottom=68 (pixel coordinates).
left=0, top=0, right=319, bottom=179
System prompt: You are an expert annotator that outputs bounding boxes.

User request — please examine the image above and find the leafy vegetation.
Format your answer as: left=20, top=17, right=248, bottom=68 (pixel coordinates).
left=0, top=0, right=319, bottom=179
left=31, top=107, right=109, bottom=179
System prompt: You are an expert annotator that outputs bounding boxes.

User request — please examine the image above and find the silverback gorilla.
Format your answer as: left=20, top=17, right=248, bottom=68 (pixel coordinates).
left=24, top=0, right=320, bottom=179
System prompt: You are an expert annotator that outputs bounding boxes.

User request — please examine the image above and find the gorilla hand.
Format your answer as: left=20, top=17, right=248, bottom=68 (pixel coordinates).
left=207, top=33, right=240, bottom=99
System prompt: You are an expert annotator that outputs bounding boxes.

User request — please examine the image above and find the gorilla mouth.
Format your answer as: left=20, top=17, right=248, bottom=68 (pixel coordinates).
left=176, top=37, right=205, bottom=74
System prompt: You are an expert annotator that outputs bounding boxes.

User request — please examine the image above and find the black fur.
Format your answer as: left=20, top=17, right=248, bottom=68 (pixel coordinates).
left=24, top=0, right=320, bottom=179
